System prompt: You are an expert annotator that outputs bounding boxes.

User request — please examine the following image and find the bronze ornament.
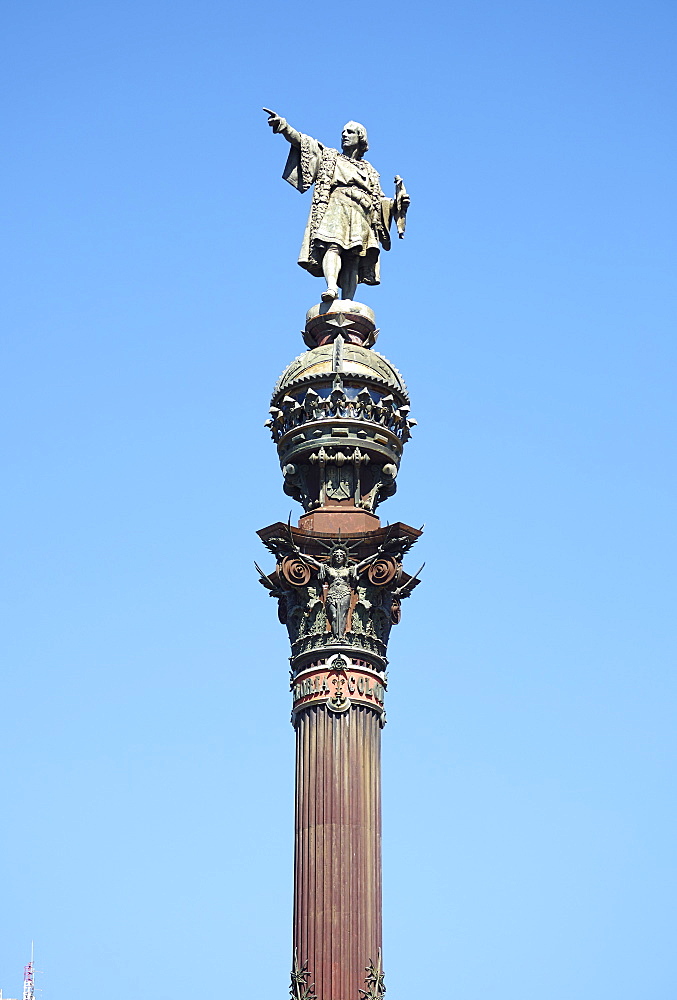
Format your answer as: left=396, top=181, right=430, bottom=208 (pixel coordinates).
left=359, top=952, right=386, bottom=1000
left=281, top=555, right=312, bottom=587
left=367, top=556, right=399, bottom=587
left=290, top=951, right=317, bottom=1000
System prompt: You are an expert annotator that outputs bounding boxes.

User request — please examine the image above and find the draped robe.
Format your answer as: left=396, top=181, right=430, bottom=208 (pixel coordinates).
left=283, top=134, right=394, bottom=286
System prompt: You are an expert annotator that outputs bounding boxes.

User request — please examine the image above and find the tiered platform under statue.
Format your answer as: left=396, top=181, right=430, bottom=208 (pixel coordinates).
left=258, top=111, right=421, bottom=1000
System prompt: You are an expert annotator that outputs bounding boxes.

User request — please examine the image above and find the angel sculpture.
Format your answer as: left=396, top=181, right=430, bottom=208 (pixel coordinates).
left=264, top=110, right=410, bottom=303
left=297, top=544, right=378, bottom=640
left=290, top=531, right=421, bottom=639
left=258, top=527, right=423, bottom=641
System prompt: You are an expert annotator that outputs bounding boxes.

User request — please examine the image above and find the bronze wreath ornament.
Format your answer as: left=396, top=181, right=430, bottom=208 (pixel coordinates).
left=281, top=555, right=312, bottom=587
left=366, top=556, right=399, bottom=587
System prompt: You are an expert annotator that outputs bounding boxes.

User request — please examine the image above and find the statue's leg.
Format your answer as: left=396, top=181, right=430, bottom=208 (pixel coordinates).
left=327, top=599, right=339, bottom=637
left=339, top=252, right=359, bottom=301
left=321, top=246, right=341, bottom=302
left=337, top=594, right=350, bottom=637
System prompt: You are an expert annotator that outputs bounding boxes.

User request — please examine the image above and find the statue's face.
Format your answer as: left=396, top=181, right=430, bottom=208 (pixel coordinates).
left=341, top=124, right=360, bottom=154
left=333, top=549, right=347, bottom=566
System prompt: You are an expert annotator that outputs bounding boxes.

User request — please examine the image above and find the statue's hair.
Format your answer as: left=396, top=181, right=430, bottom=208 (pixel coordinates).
left=344, top=121, right=369, bottom=156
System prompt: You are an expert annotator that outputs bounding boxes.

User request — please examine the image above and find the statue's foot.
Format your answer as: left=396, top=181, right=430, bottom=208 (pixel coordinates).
left=321, top=285, right=338, bottom=303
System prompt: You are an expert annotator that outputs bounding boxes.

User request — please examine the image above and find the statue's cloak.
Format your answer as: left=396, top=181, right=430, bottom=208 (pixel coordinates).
left=283, top=134, right=394, bottom=285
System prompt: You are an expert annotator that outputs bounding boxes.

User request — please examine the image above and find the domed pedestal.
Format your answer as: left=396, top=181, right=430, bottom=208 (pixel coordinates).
left=304, top=300, right=378, bottom=348
left=267, top=319, right=412, bottom=517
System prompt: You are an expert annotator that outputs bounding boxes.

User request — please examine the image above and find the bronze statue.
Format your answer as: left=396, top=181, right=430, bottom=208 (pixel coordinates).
left=296, top=544, right=374, bottom=639
left=264, top=110, right=410, bottom=303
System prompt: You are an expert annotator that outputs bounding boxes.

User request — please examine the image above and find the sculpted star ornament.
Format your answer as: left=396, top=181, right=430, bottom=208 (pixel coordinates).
left=326, top=313, right=358, bottom=330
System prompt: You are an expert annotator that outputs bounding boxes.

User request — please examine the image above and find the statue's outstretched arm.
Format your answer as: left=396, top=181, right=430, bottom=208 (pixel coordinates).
left=354, top=548, right=383, bottom=574
left=288, top=536, right=323, bottom=571
left=263, top=108, right=301, bottom=148
left=300, top=551, right=324, bottom=571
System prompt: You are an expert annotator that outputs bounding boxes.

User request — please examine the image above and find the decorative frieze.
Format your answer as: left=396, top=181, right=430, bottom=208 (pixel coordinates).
left=266, top=377, right=416, bottom=445
left=291, top=653, right=387, bottom=722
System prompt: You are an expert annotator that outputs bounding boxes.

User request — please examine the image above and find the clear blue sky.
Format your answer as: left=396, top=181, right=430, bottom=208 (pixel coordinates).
left=1, top=1, right=676, bottom=997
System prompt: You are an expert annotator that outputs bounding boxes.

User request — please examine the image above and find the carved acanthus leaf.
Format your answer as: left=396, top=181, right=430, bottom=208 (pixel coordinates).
left=290, top=950, right=317, bottom=1000
left=261, top=533, right=297, bottom=559
left=358, top=951, right=386, bottom=1000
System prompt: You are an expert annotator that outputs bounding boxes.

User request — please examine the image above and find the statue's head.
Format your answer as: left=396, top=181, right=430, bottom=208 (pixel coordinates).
left=331, top=547, right=348, bottom=567
left=342, top=121, right=369, bottom=158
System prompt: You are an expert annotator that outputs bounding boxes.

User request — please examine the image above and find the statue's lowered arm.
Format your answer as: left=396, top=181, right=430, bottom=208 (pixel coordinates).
left=379, top=177, right=411, bottom=244
left=393, top=175, right=410, bottom=239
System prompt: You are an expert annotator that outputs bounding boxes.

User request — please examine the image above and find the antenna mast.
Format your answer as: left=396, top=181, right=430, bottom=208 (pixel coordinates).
left=22, top=945, right=34, bottom=1000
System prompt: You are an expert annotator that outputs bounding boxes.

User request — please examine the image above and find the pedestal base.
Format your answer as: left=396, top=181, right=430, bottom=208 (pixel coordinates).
left=303, top=300, right=378, bottom=348
left=298, top=506, right=380, bottom=534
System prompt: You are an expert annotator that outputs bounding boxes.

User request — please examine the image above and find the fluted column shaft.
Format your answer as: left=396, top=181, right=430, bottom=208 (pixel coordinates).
left=294, top=703, right=382, bottom=1000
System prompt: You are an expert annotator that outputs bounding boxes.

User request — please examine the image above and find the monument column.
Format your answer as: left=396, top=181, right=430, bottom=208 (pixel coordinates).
left=258, top=112, right=419, bottom=1000
left=293, top=700, right=382, bottom=1000
left=258, top=305, right=421, bottom=1000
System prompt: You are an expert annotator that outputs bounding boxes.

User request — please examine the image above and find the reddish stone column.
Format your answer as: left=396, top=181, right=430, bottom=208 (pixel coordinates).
left=293, top=702, right=382, bottom=1000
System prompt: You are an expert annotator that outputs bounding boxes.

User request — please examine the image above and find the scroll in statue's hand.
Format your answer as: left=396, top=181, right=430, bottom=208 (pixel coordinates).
left=394, top=176, right=411, bottom=206
left=393, top=175, right=410, bottom=239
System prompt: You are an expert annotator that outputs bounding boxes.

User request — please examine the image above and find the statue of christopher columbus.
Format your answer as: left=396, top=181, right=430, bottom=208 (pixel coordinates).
left=264, top=110, right=410, bottom=302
